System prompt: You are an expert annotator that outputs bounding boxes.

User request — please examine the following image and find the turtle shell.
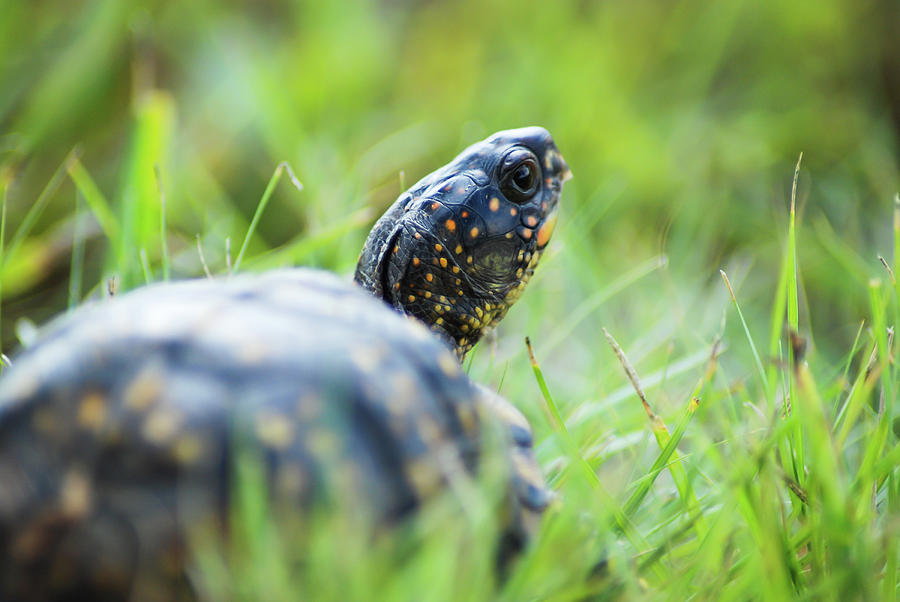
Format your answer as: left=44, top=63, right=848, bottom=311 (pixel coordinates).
left=0, top=269, right=548, bottom=600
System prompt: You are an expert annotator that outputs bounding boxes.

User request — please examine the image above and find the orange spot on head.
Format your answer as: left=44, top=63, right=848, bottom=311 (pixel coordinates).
left=537, top=212, right=558, bottom=247
left=461, top=210, right=469, bottom=218
left=510, top=207, right=517, bottom=216
left=521, top=228, right=533, bottom=240
left=445, top=219, right=456, bottom=232
left=430, top=201, right=439, bottom=211
left=526, top=216, right=538, bottom=227
left=489, top=197, right=500, bottom=212
left=414, top=232, right=422, bottom=239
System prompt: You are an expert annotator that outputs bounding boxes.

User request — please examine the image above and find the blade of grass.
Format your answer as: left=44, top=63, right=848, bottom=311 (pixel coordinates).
left=67, top=156, right=120, bottom=243
left=155, top=165, right=170, bottom=281
left=233, top=162, right=303, bottom=273
left=139, top=249, right=152, bottom=284
left=245, top=206, right=372, bottom=270
left=785, top=153, right=804, bottom=479
left=68, top=190, right=86, bottom=309
left=604, top=328, right=709, bottom=539
left=721, top=270, right=771, bottom=403
left=0, top=170, right=7, bottom=357
left=3, top=147, right=79, bottom=266
left=540, top=255, right=667, bottom=356
left=894, top=193, right=900, bottom=305
left=832, top=320, right=865, bottom=419
left=524, top=337, right=657, bottom=571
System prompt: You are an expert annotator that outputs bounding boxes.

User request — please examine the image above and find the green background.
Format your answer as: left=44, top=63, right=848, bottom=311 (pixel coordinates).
left=2, top=0, right=900, bottom=598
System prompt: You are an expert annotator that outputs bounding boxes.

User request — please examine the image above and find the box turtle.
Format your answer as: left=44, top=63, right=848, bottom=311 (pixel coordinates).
left=0, top=127, right=571, bottom=600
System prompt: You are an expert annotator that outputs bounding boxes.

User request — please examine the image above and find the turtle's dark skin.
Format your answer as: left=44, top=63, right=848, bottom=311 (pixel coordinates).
left=355, top=126, right=571, bottom=356
left=0, top=128, right=569, bottom=600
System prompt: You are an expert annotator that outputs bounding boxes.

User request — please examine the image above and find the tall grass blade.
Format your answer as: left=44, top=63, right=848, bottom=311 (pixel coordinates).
left=234, top=162, right=303, bottom=273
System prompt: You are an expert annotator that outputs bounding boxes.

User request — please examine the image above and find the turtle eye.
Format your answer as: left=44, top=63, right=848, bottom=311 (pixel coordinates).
left=500, top=151, right=540, bottom=202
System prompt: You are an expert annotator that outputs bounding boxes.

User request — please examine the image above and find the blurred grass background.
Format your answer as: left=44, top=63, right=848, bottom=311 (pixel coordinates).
left=2, top=0, right=900, bottom=599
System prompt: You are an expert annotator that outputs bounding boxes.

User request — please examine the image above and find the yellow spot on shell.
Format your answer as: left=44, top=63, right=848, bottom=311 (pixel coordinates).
left=510, top=207, right=518, bottom=216
left=406, top=458, right=441, bottom=499
left=255, top=412, right=295, bottom=450
left=475, top=307, right=483, bottom=318
left=78, top=392, right=107, bottom=431
left=489, top=197, right=500, bottom=211
left=461, top=325, right=469, bottom=332
left=61, top=470, right=92, bottom=517
left=439, top=257, right=448, bottom=268
left=143, top=408, right=183, bottom=444
left=425, top=291, right=432, bottom=298
left=414, top=232, right=422, bottom=239
left=412, top=257, right=420, bottom=267
left=452, top=266, right=459, bottom=274
left=436, top=317, right=444, bottom=325
left=469, top=227, right=479, bottom=238
left=505, top=232, right=513, bottom=239
left=455, top=244, right=463, bottom=254
left=124, top=368, right=163, bottom=411
left=435, top=243, right=443, bottom=252
left=438, top=351, right=460, bottom=377
left=445, top=219, right=456, bottom=232
left=173, top=435, right=205, bottom=464
left=408, top=294, right=416, bottom=302
left=466, top=255, right=473, bottom=264
left=426, top=273, right=433, bottom=282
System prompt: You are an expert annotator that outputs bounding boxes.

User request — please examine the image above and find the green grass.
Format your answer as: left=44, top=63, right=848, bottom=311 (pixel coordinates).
left=2, top=0, right=900, bottom=599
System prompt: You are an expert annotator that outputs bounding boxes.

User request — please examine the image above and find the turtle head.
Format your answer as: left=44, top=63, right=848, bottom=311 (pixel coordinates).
left=355, top=126, right=571, bottom=357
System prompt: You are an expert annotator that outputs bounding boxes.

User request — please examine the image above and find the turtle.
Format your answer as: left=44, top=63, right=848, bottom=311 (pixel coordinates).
left=0, top=126, right=571, bottom=600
